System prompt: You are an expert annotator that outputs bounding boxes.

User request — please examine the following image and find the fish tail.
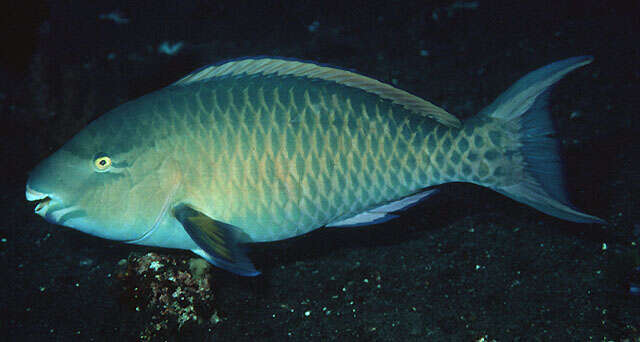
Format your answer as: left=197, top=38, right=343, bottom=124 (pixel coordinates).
left=465, top=56, right=605, bottom=223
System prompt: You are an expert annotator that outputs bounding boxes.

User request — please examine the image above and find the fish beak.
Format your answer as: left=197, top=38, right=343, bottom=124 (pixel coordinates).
left=26, top=184, right=53, bottom=216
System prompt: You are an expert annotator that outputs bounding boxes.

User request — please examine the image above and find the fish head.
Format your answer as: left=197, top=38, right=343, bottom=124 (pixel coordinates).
left=26, top=113, right=181, bottom=242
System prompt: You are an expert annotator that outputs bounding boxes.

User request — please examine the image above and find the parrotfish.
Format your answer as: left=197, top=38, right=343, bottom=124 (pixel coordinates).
left=26, top=56, right=604, bottom=276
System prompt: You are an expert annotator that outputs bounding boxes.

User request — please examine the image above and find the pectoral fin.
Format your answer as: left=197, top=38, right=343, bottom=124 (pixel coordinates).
left=173, top=204, right=260, bottom=276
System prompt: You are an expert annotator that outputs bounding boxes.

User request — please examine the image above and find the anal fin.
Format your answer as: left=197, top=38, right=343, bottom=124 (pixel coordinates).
left=173, top=204, right=260, bottom=276
left=327, top=189, right=438, bottom=227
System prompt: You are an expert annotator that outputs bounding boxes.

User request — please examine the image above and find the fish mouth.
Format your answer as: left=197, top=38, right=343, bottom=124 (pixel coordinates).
left=26, top=185, right=55, bottom=216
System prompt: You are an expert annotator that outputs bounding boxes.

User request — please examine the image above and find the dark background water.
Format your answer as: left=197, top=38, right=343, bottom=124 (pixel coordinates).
left=1, top=0, right=639, bottom=340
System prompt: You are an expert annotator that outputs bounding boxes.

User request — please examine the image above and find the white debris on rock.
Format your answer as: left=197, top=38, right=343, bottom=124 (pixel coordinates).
left=149, top=260, right=164, bottom=271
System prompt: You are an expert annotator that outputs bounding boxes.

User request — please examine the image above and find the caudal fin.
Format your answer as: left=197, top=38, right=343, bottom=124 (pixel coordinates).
left=478, top=56, right=605, bottom=224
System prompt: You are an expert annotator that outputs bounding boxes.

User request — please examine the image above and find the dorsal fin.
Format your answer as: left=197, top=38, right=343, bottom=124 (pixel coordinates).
left=172, top=57, right=461, bottom=128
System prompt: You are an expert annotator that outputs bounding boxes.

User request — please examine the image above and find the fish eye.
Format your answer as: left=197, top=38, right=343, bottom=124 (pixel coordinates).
left=93, top=155, right=112, bottom=172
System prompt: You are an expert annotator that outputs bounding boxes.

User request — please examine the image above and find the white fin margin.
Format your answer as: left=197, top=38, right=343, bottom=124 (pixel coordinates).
left=326, top=189, right=438, bottom=227
left=326, top=212, right=393, bottom=227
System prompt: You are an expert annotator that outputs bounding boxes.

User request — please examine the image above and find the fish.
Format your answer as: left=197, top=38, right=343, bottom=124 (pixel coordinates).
left=26, top=56, right=605, bottom=276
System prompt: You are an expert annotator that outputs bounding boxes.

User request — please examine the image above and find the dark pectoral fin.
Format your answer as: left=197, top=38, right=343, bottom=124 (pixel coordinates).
left=173, top=204, right=260, bottom=276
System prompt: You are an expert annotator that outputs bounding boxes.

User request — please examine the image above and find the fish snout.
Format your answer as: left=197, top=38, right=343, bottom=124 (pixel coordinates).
left=26, top=184, right=56, bottom=218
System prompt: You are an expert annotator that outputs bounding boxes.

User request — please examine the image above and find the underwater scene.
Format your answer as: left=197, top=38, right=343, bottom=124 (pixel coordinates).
left=1, top=0, right=639, bottom=340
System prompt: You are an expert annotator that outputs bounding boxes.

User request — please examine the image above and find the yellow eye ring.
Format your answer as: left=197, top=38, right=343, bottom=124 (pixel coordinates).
left=94, top=156, right=112, bottom=171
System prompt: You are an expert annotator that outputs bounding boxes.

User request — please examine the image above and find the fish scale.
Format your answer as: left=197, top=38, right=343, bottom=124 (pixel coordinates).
left=166, top=75, right=435, bottom=241
left=181, top=77, right=512, bottom=241
left=424, top=117, right=510, bottom=186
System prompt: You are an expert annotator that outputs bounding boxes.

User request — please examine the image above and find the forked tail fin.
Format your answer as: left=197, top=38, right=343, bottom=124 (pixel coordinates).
left=477, top=56, right=605, bottom=224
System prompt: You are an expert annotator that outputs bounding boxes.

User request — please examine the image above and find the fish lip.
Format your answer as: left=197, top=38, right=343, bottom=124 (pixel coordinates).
left=26, top=184, right=56, bottom=215
left=26, top=184, right=48, bottom=201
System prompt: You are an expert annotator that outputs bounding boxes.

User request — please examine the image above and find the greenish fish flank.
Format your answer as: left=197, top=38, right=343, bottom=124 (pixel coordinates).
left=26, top=56, right=604, bottom=276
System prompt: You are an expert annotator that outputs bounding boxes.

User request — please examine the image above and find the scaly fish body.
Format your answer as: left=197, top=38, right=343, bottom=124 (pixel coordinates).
left=145, top=75, right=448, bottom=242
left=26, top=56, right=603, bottom=275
